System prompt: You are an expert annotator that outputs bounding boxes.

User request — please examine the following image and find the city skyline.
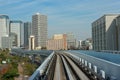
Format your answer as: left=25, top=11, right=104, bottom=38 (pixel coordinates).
left=0, top=0, right=120, bottom=40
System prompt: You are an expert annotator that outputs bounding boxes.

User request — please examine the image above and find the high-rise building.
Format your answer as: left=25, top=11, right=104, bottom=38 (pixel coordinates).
left=116, top=16, right=120, bottom=50
left=24, top=22, right=32, bottom=48
left=32, top=13, right=47, bottom=48
left=29, top=35, right=35, bottom=50
left=10, top=20, right=24, bottom=47
left=92, top=14, right=119, bottom=51
left=0, top=15, right=9, bottom=48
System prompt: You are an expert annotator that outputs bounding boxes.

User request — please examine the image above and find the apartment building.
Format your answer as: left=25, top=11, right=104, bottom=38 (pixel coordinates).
left=92, top=14, right=119, bottom=51
left=47, top=34, right=67, bottom=50
left=0, top=15, right=9, bottom=48
left=10, top=20, right=24, bottom=47
left=32, top=13, right=47, bottom=48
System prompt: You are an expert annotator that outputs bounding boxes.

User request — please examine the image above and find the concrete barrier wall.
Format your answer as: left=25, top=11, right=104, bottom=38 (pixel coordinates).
left=29, top=51, right=55, bottom=80
left=66, top=51, right=120, bottom=80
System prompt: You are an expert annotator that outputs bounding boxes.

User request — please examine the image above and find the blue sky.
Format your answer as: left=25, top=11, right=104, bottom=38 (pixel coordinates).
left=0, top=0, right=120, bottom=40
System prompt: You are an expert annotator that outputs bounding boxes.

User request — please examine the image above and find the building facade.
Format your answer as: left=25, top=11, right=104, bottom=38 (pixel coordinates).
left=10, top=20, right=24, bottom=47
left=24, top=22, right=32, bottom=48
left=92, top=14, right=119, bottom=51
left=47, top=34, right=67, bottom=50
left=78, top=40, right=82, bottom=49
left=10, top=33, right=18, bottom=47
left=32, top=13, right=47, bottom=48
left=0, top=15, right=9, bottom=48
left=81, top=38, right=92, bottom=50
left=66, top=32, right=76, bottom=49
left=47, top=39, right=65, bottom=50
left=116, top=16, right=120, bottom=50
left=1, top=35, right=12, bottom=49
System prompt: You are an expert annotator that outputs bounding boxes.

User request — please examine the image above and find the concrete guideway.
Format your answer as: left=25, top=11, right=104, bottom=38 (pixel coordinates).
left=61, top=56, right=76, bottom=80
left=63, top=54, right=90, bottom=80
left=53, top=55, right=66, bottom=80
left=29, top=51, right=106, bottom=80
left=53, top=52, right=90, bottom=80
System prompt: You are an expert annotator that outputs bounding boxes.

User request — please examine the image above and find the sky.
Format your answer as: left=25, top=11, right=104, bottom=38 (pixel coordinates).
left=0, top=0, right=120, bottom=40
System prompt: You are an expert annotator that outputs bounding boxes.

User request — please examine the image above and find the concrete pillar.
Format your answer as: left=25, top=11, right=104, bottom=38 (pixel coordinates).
left=82, top=59, right=84, bottom=64
left=79, top=58, right=81, bottom=62
left=93, top=65, right=97, bottom=79
left=100, top=70, right=105, bottom=79
left=85, top=60, right=87, bottom=66
left=93, top=65, right=97, bottom=73
left=89, top=63, right=92, bottom=69
left=88, top=63, right=92, bottom=74
left=29, top=35, right=35, bottom=50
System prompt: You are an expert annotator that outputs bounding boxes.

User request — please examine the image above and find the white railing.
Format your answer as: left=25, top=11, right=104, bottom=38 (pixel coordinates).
left=29, top=51, right=54, bottom=80
left=65, top=51, right=120, bottom=80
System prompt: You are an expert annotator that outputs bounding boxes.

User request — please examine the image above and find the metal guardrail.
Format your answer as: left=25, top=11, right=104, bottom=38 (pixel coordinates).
left=29, top=51, right=55, bottom=80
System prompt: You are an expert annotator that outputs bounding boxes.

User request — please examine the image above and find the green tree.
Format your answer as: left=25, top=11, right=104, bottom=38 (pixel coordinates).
left=24, top=62, right=37, bottom=75
left=2, top=71, right=19, bottom=80
left=2, top=65, right=19, bottom=80
left=0, top=53, right=6, bottom=61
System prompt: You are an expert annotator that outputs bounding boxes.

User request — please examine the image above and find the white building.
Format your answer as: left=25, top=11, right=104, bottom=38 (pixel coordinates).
left=92, top=14, right=119, bottom=51
left=10, top=20, right=24, bottom=47
left=66, top=32, right=76, bottom=49
left=10, top=33, right=18, bottom=47
left=80, top=38, right=92, bottom=50
left=32, top=13, right=47, bottom=48
left=0, top=15, right=9, bottom=48
left=29, top=35, right=35, bottom=50
left=78, top=40, right=82, bottom=49
left=1, top=35, right=12, bottom=49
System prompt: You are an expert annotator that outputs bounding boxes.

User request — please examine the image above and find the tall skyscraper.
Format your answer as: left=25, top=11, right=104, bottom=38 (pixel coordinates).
left=10, top=20, right=24, bottom=47
left=24, top=22, right=32, bottom=48
left=0, top=15, right=9, bottom=47
left=92, top=14, right=119, bottom=51
left=32, top=13, right=47, bottom=48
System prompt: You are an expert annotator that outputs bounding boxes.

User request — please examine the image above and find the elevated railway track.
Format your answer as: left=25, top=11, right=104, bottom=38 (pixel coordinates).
left=44, top=52, right=104, bottom=80
left=29, top=51, right=106, bottom=80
